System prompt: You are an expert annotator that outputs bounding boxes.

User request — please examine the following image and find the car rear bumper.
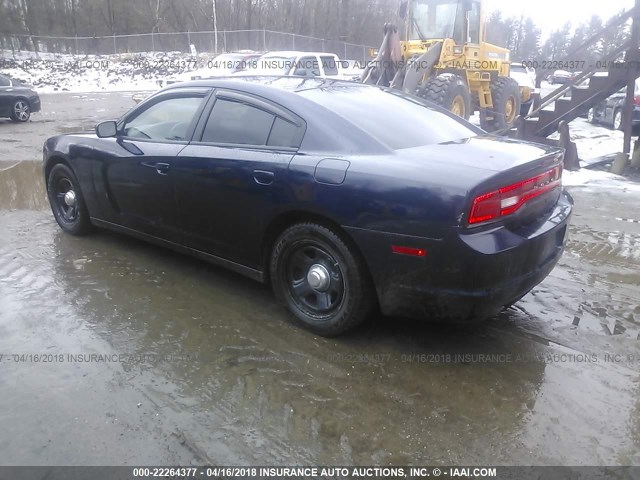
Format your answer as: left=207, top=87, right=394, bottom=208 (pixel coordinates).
left=30, top=94, right=41, bottom=113
left=345, top=190, right=574, bottom=322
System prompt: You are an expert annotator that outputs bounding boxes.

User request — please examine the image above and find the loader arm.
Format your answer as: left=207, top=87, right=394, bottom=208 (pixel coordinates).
left=397, top=42, right=443, bottom=93
left=361, top=24, right=402, bottom=87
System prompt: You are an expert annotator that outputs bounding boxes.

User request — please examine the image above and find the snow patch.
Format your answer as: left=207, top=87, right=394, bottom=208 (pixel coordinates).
left=1, top=50, right=219, bottom=93
left=564, top=169, right=640, bottom=192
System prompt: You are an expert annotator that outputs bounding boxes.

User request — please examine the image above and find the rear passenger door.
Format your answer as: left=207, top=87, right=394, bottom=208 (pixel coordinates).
left=0, top=75, right=12, bottom=115
left=174, top=89, right=305, bottom=268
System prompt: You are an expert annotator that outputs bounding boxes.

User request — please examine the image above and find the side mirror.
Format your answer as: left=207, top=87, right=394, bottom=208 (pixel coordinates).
left=96, top=120, right=117, bottom=138
left=399, top=1, right=408, bottom=19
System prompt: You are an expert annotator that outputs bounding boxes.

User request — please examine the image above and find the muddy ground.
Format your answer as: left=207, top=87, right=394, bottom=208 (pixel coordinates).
left=0, top=93, right=639, bottom=467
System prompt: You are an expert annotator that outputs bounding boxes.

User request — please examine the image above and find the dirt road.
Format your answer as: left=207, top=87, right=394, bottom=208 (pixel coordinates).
left=0, top=94, right=639, bottom=466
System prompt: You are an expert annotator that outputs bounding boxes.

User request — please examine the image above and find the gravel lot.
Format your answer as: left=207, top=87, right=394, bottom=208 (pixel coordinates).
left=0, top=93, right=639, bottom=467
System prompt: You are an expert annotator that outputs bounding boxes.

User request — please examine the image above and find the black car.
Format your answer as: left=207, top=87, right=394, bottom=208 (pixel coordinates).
left=0, top=74, right=41, bottom=122
left=43, top=77, right=573, bottom=336
left=588, top=83, right=640, bottom=130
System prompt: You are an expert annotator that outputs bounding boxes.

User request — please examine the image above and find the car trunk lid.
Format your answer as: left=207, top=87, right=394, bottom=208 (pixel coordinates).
left=399, top=135, right=565, bottom=228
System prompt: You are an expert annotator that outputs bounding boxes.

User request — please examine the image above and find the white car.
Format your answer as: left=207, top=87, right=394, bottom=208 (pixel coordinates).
left=550, top=70, right=574, bottom=85
left=163, top=52, right=261, bottom=86
left=339, top=59, right=366, bottom=81
left=235, top=51, right=344, bottom=79
left=510, top=63, right=537, bottom=116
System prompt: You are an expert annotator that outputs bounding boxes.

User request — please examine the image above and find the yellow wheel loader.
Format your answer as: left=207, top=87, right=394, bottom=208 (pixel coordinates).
left=362, top=0, right=524, bottom=132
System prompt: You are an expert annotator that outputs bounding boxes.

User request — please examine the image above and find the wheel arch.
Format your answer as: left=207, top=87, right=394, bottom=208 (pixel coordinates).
left=44, top=155, right=73, bottom=184
left=12, top=95, right=31, bottom=104
left=261, top=210, right=376, bottom=294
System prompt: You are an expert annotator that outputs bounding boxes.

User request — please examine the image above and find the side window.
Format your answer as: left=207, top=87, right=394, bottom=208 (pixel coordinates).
left=321, top=56, right=339, bottom=76
left=0, top=76, right=11, bottom=87
left=468, top=3, right=480, bottom=44
left=203, top=98, right=275, bottom=145
left=268, top=117, right=301, bottom=148
left=294, top=56, right=321, bottom=77
left=123, top=96, right=204, bottom=141
left=202, top=97, right=303, bottom=148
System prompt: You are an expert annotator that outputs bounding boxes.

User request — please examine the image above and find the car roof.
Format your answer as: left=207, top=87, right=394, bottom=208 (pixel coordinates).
left=147, top=76, right=482, bottom=155
left=160, top=77, right=392, bottom=154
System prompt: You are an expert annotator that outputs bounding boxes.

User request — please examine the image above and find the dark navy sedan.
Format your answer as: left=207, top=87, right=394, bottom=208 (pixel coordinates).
left=43, top=77, right=573, bottom=336
left=0, top=74, right=41, bottom=122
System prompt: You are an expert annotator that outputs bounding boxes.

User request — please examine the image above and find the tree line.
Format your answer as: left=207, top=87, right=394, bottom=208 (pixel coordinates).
left=0, top=0, right=631, bottom=65
left=486, top=10, right=631, bottom=66
left=0, top=0, right=395, bottom=45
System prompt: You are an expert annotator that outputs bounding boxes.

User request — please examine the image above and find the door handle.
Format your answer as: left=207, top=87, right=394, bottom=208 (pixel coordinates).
left=253, top=170, right=275, bottom=185
left=141, top=162, right=170, bottom=175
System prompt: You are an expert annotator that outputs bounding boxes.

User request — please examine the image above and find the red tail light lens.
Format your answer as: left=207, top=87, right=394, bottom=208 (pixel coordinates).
left=468, top=165, right=562, bottom=226
left=391, top=245, right=427, bottom=257
left=634, top=96, right=640, bottom=106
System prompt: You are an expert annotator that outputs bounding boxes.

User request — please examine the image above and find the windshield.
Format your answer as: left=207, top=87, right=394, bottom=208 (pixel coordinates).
left=410, top=0, right=465, bottom=41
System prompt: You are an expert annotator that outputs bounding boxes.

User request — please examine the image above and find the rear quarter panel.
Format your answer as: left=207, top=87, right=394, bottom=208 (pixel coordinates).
left=287, top=153, right=471, bottom=239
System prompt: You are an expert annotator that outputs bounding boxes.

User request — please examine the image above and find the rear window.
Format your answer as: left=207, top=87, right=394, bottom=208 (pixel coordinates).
left=321, top=56, right=339, bottom=76
left=299, top=86, right=477, bottom=149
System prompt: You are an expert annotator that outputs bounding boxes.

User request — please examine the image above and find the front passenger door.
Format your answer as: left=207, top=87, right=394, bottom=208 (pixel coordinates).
left=92, top=89, right=209, bottom=242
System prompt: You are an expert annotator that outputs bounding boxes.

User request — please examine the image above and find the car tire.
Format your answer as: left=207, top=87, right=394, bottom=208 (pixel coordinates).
left=10, top=98, right=31, bottom=122
left=613, top=109, right=623, bottom=130
left=480, top=77, right=521, bottom=132
left=47, top=163, right=92, bottom=236
left=419, top=74, right=472, bottom=120
left=270, top=223, right=375, bottom=336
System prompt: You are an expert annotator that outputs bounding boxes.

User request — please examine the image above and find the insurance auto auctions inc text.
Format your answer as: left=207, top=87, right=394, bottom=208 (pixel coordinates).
left=206, top=466, right=498, bottom=478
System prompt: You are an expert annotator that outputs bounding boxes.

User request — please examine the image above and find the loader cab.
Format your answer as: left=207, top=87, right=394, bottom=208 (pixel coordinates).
left=402, top=0, right=481, bottom=45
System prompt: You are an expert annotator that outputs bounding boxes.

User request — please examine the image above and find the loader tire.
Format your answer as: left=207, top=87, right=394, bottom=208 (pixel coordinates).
left=420, top=74, right=471, bottom=120
left=480, top=76, right=521, bottom=132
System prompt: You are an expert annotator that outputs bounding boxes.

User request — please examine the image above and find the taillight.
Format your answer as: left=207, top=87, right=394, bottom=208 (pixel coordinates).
left=634, top=96, right=640, bottom=106
left=468, top=165, right=562, bottom=226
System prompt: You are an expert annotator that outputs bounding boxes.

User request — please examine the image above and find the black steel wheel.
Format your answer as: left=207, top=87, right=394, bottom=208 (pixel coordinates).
left=270, top=223, right=375, bottom=336
left=10, top=99, right=31, bottom=122
left=47, top=163, right=92, bottom=235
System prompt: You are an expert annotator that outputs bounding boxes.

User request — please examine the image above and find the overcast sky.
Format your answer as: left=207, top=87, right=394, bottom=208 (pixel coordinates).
left=484, top=0, right=635, bottom=38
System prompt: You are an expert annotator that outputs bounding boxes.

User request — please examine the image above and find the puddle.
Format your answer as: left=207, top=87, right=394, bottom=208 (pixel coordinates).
left=0, top=160, right=639, bottom=465
left=0, top=161, right=48, bottom=210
